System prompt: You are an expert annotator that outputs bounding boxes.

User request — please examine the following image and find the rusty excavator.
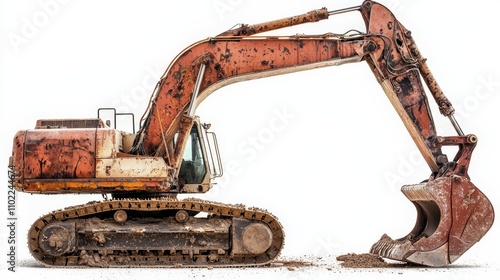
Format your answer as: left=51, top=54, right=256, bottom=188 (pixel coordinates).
left=9, top=1, right=494, bottom=267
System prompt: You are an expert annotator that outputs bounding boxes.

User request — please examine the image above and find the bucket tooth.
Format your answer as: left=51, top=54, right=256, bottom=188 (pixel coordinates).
left=370, top=234, right=413, bottom=261
left=370, top=176, right=494, bottom=267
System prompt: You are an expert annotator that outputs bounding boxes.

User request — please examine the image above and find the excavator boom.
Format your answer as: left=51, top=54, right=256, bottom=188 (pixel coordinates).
left=9, top=1, right=494, bottom=267
left=134, top=35, right=378, bottom=158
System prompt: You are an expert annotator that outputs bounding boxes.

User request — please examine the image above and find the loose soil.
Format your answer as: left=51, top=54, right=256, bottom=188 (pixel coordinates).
left=336, top=253, right=388, bottom=268
left=336, top=253, right=412, bottom=268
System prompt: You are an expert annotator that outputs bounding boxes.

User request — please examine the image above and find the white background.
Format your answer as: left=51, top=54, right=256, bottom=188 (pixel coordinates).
left=1, top=0, right=499, bottom=279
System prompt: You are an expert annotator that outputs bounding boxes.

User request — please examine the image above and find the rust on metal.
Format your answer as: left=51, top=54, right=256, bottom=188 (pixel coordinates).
left=138, top=37, right=377, bottom=156
left=217, top=8, right=329, bottom=36
left=371, top=175, right=494, bottom=266
left=13, top=125, right=174, bottom=194
left=8, top=0, right=495, bottom=268
left=23, top=129, right=96, bottom=179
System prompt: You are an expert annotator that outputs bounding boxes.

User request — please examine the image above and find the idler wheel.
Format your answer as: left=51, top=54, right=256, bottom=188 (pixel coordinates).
left=39, top=222, right=75, bottom=257
left=242, top=223, right=273, bottom=255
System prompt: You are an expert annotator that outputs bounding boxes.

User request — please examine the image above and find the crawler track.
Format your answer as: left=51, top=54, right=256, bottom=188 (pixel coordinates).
left=28, top=198, right=284, bottom=267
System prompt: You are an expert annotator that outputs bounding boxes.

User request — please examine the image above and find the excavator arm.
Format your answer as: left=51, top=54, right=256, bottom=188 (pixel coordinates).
left=134, top=2, right=445, bottom=174
left=10, top=0, right=493, bottom=267
left=129, top=0, right=494, bottom=266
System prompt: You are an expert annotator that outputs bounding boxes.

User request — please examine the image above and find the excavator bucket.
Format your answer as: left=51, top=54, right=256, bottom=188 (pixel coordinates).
left=370, top=175, right=494, bottom=266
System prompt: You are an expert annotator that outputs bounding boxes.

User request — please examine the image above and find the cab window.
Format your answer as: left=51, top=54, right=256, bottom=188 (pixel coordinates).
left=179, top=125, right=206, bottom=184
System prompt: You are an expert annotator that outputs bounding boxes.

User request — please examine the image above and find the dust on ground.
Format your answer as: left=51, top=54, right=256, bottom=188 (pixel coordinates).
left=270, top=259, right=314, bottom=271
left=335, top=253, right=420, bottom=268
left=336, top=253, right=389, bottom=268
left=273, top=253, right=417, bottom=270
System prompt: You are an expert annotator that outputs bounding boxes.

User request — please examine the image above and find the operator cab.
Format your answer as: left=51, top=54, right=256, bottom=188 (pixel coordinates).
left=97, top=108, right=223, bottom=194
left=178, top=118, right=223, bottom=193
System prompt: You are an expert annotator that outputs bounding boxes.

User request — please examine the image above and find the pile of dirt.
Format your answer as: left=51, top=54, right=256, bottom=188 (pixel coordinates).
left=336, top=253, right=390, bottom=268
